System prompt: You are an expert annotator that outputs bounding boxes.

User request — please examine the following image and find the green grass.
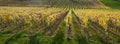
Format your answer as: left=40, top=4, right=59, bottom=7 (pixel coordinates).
left=101, top=0, right=120, bottom=9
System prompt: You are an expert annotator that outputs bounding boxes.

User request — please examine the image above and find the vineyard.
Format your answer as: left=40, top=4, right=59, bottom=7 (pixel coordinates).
left=0, top=6, right=120, bottom=44
left=0, top=0, right=120, bottom=44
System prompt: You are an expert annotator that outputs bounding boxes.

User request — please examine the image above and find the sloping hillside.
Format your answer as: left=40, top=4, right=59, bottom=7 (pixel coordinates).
left=0, top=0, right=107, bottom=8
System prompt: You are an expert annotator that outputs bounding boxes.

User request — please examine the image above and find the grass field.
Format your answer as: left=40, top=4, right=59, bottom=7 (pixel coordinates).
left=101, top=0, right=120, bottom=9
left=0, top=0, right=120, bottom=44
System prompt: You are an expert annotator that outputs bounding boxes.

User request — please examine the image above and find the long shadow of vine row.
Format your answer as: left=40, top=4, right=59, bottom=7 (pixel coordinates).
left=88, top=19, right=113, bottom=44
left=72, top=10, right=90, bottom=40
left=28, top=11, right=69, bottom=44
left=48, top=11, right=68, bottom=36
left=107, top=18, right=120, bottom=36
